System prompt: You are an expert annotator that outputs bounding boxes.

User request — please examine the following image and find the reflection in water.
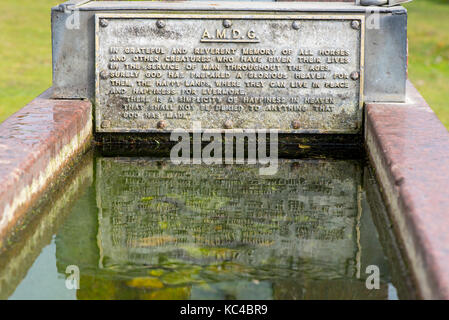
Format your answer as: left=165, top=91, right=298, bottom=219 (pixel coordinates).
left=0, top=153, right=93, bottom=300
left=2, top=156, right=395, bottom=299
left=61, top=157, right=390, bottom=299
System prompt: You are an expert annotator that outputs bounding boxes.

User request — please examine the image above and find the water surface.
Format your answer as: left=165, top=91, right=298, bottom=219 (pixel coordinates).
left=1, top=155, right=398, bottom=299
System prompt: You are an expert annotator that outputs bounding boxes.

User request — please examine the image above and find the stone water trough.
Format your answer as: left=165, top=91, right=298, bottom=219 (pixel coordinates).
left=0, top=1, right=448, bottom=300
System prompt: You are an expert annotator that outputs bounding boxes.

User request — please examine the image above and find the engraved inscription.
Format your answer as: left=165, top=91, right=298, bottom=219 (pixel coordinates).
left=96, top=15, right=364, bottom=133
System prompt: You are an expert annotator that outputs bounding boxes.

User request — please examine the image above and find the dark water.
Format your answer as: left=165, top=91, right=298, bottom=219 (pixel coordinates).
left=0, top=155, right=401, bottom=300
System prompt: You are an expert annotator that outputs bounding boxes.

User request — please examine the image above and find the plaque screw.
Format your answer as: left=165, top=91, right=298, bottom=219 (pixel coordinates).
left=101, top=120, right=111, bottom=129
left=99, top=19, right=108, bottom=28
left=156, top=20, right=165, bottom=28
left=292, top=21, right=300, bottom=30
left=351, top=20, right=360, bottom=30
left=223, top=19, right=232, bottom=28
left=350, top=71, right=360, bottom=80
left=100, top=71, right=108, bottom=80
left=223, top=120, right=233, bottom=129
left=157, top=120, right=167, bottom=129
left=292, top=120, right=301, bottom=130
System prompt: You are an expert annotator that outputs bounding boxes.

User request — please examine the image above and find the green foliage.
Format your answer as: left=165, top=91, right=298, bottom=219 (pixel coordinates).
left=404, top=0, right=449, bottom=128
left=0, top=1, right=60, bottom=122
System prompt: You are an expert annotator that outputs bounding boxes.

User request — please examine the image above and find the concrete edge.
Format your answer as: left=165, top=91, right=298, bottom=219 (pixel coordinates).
left=0, top=88, right=93, bottom=244
left=365, top=80, right=449, bottom=299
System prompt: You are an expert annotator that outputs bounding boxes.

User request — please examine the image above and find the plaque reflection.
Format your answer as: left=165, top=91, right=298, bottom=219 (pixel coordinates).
left=55, top=158, right=389, bottom=299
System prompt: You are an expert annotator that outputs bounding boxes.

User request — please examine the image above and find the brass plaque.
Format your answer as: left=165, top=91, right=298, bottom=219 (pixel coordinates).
left=95, top=14, right=364, bottom=133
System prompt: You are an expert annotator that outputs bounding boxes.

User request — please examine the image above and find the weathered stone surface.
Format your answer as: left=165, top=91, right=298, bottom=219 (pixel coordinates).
left=366, top=81, right=449, bottom=299
left=96, top=14, right=364, bottom=133
left=0, top=89, right=92, bottom=243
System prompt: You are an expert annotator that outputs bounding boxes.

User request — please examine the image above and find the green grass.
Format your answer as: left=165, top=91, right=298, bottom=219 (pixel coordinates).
left=0, top=0, right=448, bottom=127
left=0, top=0, right=61, bottom=122
left=404, top=0, right=449, bottom=128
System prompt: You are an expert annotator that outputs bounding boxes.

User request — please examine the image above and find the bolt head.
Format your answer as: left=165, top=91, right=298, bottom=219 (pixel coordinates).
left=292, top=21, right=300, bottom=30
left=292, top=120, right=301, bottom=130
left=223, top=120, right=233, bottom=129
left=223, top=19, right=232, bottom=28
left=156, top=20, right=165, bottom=28
left=99, top=19, right=108, bottom=28
left=351, top=20, right=360, bottom=30
left=157, top=120, right=167, bottom=129
left=100, top=71, right=108, bottom=80
left=350, top=71, right=360, bottom=80
left=101, top=120, right=110, bottom=128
